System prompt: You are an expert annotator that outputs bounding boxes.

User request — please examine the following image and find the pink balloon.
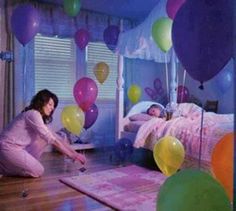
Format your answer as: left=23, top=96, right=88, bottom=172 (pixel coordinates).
left=73, top=77, right=98, bottom=112
left=11, top=4, right=40, bottom=46
left=177, top=85, right=189, bottom=103
left=74, top=28, right=90, bottom=50
left=166, top=0, right=186, bottom=20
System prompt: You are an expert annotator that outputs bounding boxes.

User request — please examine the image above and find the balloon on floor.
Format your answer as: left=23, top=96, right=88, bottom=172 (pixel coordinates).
left=157, top=169, right=231, bottom=211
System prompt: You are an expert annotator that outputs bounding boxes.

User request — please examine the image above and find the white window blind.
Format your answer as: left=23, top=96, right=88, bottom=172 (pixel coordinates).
left=86, top=42, right=118, bottom=100
left=34, top=34, right=76, bottom=100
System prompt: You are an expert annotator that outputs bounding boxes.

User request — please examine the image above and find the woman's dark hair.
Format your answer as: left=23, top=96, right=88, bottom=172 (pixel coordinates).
left=146, top=104, right=166, bottom=118
left=23, top=89, right=58, bottom=124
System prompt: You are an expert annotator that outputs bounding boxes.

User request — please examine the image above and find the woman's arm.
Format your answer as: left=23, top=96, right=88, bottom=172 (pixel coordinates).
left=52, top=139, right=86, bottom=164
left=25, top=110, right=86, bottom=164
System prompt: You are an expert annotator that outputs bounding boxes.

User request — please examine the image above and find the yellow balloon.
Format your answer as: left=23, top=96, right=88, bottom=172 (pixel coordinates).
left=128, top=84, right=141, bottom=104
left=61, top=105, right=85, bottom=136
left=94, top=62, right=110, bottom=84
left=153, top=136, right=185, bottom=176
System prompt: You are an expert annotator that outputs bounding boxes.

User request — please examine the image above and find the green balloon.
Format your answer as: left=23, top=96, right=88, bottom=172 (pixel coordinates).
left=157, top=169, right=231, bottom=211
left=63, top=0, right=81, bottom=17
left=152, top=17, right=173, bottom=52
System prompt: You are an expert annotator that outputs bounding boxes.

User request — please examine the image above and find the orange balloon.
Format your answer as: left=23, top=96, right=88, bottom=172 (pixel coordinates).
left=211, top=132, right=233, bottom=201
left=94, top=62, right=109, bottom=84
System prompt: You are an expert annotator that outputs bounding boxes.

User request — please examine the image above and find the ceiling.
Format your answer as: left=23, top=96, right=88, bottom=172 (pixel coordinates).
left=37, top=0, right=160, bottom=22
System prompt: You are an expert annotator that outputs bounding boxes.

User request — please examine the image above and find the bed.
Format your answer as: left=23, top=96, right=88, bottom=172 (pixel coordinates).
left=120, top=101, right=234, bottom=169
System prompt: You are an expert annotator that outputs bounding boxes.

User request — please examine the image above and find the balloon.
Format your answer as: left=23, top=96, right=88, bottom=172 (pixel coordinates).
left=153, top=136, right=185, bottom=176
left=213, top=60, right=233, bottom=94
left=11, top=4, right=40, bottom=46
left=152, top=17, right=173, bottom=52
left=84, top=104, right=98, bottom=129
left=157, top=169, right=231, bottom=211
left=103, top=25, right=120, bottom=52
left=74, top=28, right=89, bottom=50
left=127, top=85, right=141, bottom=104
left=166, top=0, right=186, bottom=20
left=63, top=0, right=81, bottom=17
left=172, top=0, right=233, bottom=83
left=61, top=105, right=85, bottom=136
left=93, top=62, right=110, bottom=84
left=114, top=138, right=133, bottom=162
left=177, top=85, right=189, bottom=103
left=211, top=132, right=233, bottom=201
left=73, top=77, right=98, bottom=112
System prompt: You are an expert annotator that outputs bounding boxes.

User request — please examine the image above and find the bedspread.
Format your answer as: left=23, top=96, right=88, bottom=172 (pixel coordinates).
left=134, top=113, right=233, bottom=162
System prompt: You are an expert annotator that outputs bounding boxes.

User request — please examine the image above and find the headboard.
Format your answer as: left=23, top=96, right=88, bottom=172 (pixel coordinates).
left=126, top=101, right=165, bottom=117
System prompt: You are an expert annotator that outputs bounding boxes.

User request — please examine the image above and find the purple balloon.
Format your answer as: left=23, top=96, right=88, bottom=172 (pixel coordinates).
left=166, top=0, right=186, bottom=20
left=74, top=28, right=90, bottom=50
left=11, top=4, right=40, bottom=46
left=73, top=77, right=98, bottom=112
left=103, top=25, right=120, bottom=51
left=84, top=104, right=98, bottom=129
left=172, top=0, right=233, bottom=83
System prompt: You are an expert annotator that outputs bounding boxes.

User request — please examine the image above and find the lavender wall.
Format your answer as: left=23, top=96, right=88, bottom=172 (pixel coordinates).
left=124, top=58, right=233, bottom=114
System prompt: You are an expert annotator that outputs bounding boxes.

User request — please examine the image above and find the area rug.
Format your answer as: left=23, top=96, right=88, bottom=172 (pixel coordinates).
left=60, top=165, right=166, bottom=210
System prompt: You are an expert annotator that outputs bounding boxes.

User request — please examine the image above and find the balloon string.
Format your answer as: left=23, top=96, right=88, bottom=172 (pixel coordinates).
left=181, top=69, right=186, bottom=103
left=164, top=54, right=169, bottom=102
left=23, top=47, right=27, bottom=107
left=198, top=107, right=204, bottom=169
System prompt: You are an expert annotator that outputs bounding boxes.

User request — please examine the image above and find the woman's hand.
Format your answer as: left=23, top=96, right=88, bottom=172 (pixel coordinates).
left=73, top=153, right=86, bottom=165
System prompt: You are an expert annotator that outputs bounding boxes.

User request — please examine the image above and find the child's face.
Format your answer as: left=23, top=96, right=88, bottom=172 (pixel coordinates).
left=148, top=107, right=161, bottom=117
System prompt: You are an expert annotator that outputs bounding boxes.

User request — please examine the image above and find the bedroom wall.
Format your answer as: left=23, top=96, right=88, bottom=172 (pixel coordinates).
left=124, top=57, right=234, bottom=114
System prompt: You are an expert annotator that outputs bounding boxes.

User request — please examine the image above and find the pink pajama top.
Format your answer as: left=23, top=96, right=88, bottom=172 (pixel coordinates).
left=0, top=110, right=56, bottom=149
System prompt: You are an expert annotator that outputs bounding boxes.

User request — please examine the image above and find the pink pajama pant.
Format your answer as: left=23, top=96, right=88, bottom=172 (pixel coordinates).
left=0, top=138, right=48, bottom=178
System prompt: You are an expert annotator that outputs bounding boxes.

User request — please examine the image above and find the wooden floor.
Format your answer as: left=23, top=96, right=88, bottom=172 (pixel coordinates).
left=0, top=148, right=157, bottom=211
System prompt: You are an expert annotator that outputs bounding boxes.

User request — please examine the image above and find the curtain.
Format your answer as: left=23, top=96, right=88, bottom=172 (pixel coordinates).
left=116, top=0, right=171, bottom=63
left=0, top=1, right=15, bottom=130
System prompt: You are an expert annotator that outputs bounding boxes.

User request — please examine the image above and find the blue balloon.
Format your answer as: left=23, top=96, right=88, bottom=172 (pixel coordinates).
left=214, top=59, right=233, bottom=93
left=114, top=138, right=133, bottom=162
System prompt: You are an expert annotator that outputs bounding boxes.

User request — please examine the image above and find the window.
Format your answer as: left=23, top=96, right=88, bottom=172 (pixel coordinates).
left=86, top=42, right=118, bottom=100
left=34, top=34, right=76, bottom=100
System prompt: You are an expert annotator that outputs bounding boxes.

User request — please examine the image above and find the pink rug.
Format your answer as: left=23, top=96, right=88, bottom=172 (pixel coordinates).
left=60, top=165, right=166, bottom=210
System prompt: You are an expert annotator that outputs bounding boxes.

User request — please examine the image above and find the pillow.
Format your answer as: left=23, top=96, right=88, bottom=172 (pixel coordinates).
left=124, top=121, right=146, bottom=132
left=129, top=113, right=153, bottom=121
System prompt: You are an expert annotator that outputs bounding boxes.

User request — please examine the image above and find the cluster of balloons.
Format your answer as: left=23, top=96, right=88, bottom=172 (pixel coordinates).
left=61, top=77, right=99, bottom=135
left=211, top=132, right=233, bottom=201
left=114, top=138, right=133, bottom=163
left=151, top=0, right=187, bottom=53
left=177, top=85, right=189, bottom=103
left=93, top=62, right=110, bottom=84
left=157, top=169, right=231, bottom=211
left=153, top=136, right=185, bottom=176
left=145, top=78, right=164, bottom=101
left=127, top=84, right=142, bottom=104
